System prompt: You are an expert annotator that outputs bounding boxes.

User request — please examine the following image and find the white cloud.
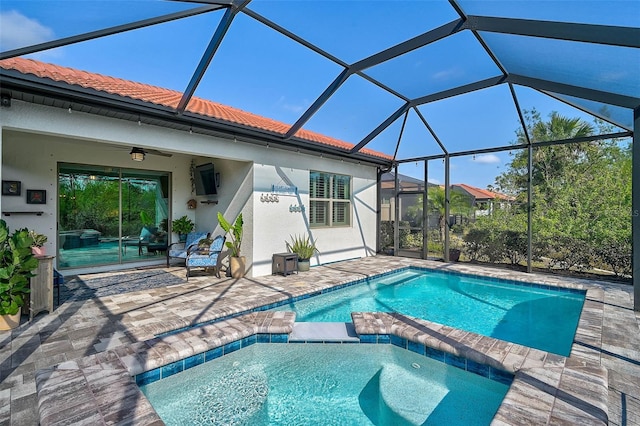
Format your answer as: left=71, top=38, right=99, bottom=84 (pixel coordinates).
left=428, top=178, right=441, bottom=185
left=275, top=95, right=308, bottom=115
left=432, top=67, right=463, bottom=81
left=473, top=154, right=501, bottom=164
left=0, top=10, right=54, bottom=52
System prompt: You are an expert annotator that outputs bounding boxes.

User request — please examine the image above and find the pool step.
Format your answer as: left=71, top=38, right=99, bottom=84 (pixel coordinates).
left=289, top=322, right=360, bottom=343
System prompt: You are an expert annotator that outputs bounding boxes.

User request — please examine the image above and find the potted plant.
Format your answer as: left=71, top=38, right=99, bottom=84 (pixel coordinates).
left=0, top=220, right=39, bottom=330
left=217, top=212, right=244, bottom=278
left=29, top=230, right=48, bottom=256
left=449, top=236, right=462, bottom=262
left=172, top=215, right=195, bottom=242
left=286, top=234, right=318, bottom=272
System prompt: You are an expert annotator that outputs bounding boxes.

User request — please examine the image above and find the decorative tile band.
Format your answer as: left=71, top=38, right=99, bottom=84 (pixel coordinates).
left=367, top=333, right=515, bottom=386
left=135, top=333, right=289, bottom=386
left=136, top=331, right=511, bottom=388
left=158, top=265, right=584, bottom=338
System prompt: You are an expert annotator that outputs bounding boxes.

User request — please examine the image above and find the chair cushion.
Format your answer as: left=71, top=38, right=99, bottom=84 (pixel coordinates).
left=140, top=226, right=158, bottom=242
left=209, top=235, right=225, bottom=252
left=185, top=232, right=208, bottom=248
left=169, top=249, right=188, bottom=259
left=186, top=253, right=220, bottom=267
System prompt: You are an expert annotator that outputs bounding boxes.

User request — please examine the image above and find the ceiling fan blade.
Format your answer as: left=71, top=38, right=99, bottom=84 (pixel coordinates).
left=144, top=149, right=172, bottom=157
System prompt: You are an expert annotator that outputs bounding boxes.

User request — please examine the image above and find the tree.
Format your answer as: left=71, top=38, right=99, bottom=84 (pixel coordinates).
left=487, top=109, right=631, bottom=275
left=427, top=186, right=472, bottom=241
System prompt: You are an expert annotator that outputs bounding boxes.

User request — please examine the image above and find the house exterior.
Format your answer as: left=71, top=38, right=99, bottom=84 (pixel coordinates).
left=0, top=58, right=389, bottom=277
left=380, top=171, right=434, bottom=223
left=451, top=183, right=514, bottom=218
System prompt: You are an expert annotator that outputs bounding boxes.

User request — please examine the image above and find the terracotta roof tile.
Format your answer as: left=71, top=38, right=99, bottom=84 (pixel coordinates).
left=0, top=58, right=392, bottom=161
left=453, top=183, right=514, bottom=201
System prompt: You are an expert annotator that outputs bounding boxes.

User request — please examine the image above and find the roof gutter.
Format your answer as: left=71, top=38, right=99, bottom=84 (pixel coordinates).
left=0, top=70, right=393, bottom=168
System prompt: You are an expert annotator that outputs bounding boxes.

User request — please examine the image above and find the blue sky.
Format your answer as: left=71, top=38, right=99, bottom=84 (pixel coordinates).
left=0, top=0, right=636, bottom=189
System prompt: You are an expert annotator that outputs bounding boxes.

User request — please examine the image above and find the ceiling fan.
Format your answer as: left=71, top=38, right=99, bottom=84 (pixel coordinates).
left=129, top=147, right=172, bottom=161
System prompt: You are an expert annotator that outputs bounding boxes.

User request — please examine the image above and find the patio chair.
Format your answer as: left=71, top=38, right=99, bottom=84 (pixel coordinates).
left=124, top=226, right=165, bottom=256
left=186, top=235, right=226, bottom=280
left=166, top=231, right=209, bottom=267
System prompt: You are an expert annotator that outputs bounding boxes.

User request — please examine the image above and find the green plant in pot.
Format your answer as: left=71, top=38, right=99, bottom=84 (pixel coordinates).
left=286, top=234, right=318, bottom=272
left=0, top=220, right=39, bottom=330
left=217, top=212, right=244, bottom=278
left=172, top=215, right=195, bottom=242
left=29, top=230, right=48, bottom=256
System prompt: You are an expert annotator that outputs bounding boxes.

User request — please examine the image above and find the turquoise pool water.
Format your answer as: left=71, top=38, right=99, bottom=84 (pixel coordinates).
left=140, top=344, right=510, bottom=426
left=273, top=268, right=585, bottom=356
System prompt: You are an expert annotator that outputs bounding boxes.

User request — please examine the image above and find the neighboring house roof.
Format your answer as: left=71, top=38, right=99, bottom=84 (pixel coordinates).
left=380, top=171, right=437, bottom=190
left=452, top=183, right=514, bottom=202
left=0, top=58, right=392, bottom=161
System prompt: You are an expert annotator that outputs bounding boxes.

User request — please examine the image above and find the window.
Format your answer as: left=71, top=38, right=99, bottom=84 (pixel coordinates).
left=310, top=171, right=351, bottom=227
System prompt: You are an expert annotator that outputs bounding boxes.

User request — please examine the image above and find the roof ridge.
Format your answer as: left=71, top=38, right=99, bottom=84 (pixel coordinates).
left=0, top=57, right=392, bottom=161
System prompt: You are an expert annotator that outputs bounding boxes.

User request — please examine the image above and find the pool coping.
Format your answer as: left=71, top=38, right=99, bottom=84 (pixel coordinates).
left=34, top=261, right=610, bottom=425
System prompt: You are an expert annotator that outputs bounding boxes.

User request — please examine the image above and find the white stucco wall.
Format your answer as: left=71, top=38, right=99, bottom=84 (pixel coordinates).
left=0, top=100, right=379, bottom=277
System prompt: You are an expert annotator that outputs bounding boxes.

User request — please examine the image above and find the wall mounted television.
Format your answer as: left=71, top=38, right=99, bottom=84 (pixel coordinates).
left=194, top=163, right=217, bottom=195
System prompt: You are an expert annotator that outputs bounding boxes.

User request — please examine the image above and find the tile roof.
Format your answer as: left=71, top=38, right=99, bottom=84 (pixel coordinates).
left=0, top=58, right=392, bottom=161
left=453, top=183, right=514, bottom=201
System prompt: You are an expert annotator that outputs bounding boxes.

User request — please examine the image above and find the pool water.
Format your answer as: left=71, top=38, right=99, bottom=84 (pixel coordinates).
left=140, top=344, right=509, bottom=426
left=273, top=269, right=585, bottom=356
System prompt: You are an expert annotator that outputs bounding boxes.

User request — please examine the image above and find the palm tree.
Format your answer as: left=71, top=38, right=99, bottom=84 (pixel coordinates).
left=427, top=186, right=472, bottom=241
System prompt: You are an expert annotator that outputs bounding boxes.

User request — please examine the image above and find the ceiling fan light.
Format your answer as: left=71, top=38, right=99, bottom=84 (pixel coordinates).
left=130, top=147, right=145, bottom=161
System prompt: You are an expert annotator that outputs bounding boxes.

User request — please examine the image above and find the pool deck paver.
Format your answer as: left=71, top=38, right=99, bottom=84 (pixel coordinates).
left=0, top=256, right=638, bottom=425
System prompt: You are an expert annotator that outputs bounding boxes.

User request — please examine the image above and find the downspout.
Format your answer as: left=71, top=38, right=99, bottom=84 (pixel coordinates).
left=423, top=160, right=428, bottom=259
left=633, top=106, right=639, bottom=311
left=376, top=167, right=382, bottom=254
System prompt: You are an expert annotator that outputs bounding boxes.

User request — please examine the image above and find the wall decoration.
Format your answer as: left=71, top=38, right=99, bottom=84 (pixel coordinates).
left=2, top=181, right=21, bottom=196
left=26, top=190, right=46, bottom=204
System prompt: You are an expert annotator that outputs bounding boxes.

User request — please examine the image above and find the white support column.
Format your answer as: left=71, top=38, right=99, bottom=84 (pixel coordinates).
left=444, top=155, right=450, bottom=261
left=393, top=164, right=399, bottom=256
left=527, top=144, right=533, bottom=273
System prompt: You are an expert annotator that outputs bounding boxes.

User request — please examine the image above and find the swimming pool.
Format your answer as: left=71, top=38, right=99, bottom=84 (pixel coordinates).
left=140, top=343, right=510, bottom=425
left=273, top=268, right=585, bottom=356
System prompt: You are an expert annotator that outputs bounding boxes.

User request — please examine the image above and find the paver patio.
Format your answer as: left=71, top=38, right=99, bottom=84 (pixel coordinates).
left=1, top=257, right=638, bottom=425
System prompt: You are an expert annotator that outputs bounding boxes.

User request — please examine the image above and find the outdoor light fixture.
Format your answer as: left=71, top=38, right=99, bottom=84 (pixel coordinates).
left=130, top=147, right=145, bottom=162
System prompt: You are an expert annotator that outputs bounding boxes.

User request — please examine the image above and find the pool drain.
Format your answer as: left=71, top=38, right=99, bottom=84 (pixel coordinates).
left=412, top=363, right=421, bottom=369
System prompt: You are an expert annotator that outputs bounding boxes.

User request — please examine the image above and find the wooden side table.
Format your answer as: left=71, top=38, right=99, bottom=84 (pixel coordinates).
left=29, top=255, right=55, bottom=320
left=272, top=253, right=298, bottom=276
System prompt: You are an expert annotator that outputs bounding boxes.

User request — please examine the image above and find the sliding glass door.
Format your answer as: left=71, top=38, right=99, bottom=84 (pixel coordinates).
left=57, top=163, right=170, bottom=269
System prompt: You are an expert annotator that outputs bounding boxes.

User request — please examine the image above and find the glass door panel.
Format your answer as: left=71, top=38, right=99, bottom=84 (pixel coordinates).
left=121, top=171, right=169, bottom=262
left=58, top=164, right=170, bottom=269
left=397, top=193, right=424, bottom=258
left=58, top=165, right=121, bottom=268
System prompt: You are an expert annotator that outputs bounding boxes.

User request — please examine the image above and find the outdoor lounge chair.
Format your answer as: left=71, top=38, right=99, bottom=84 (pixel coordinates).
left=166, top=231, right=209, bottom=267
left=186, top=235, right=226, bottom=280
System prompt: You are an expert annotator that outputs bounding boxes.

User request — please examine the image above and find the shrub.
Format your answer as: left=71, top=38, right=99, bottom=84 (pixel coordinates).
left=463, top=228, right=490, bottom=262
left=595, top=241, right=631, bottom=277
left=0, top=221, right=39, bottom=316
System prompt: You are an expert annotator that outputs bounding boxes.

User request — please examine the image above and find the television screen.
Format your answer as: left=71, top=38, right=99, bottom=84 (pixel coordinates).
left=194, top=163, right=217, bottom=195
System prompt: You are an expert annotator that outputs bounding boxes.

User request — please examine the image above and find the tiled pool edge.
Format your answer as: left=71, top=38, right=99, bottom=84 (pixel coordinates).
left=135, top=330, right=513, bottom=389
left=35, top=309, right=607, bottom=426
left=351, top=311, right=608, bottom=425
